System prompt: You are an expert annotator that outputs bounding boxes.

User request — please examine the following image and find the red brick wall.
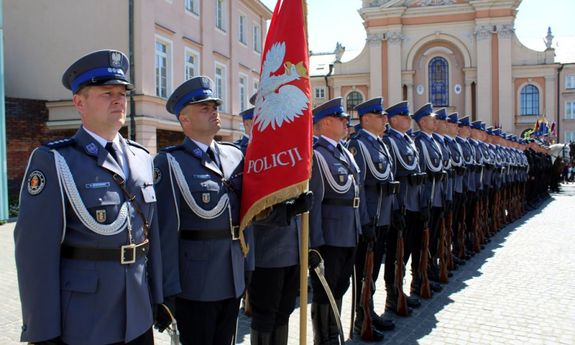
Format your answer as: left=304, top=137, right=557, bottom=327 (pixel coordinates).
left=6, top=98, right=78, bottom=198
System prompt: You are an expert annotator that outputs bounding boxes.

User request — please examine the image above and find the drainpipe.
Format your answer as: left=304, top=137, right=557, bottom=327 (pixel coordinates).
left=128, top=0, right=136, bottom=141
left=0, top=0, right=8, bottom=221
left=557, top=63, right=564, bottom=143
left=324, top=63, right=333, bottom=99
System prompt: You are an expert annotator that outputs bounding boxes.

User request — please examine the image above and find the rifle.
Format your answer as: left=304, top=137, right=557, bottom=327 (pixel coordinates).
left=438, top=216, right=449, bottom=283
left=445, top=207, right=455, bottom=270
left=395, top=185, right=408, bottom=316
left=360, top=241, right=374, bottom=340
left=457, top=197, right=466, bottom=260
left=359, top=184, right=383, bottom=339
left=419, top=177, right=434, bottom=299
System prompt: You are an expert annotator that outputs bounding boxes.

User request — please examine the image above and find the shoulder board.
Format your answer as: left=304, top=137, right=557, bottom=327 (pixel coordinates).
left=42, top=137, right=75, bottom=149
left=160, top=145, right=185, bottom=152
left=219, top=141, right=241, bottom=150
left=127, top=139, right=149, bottom=153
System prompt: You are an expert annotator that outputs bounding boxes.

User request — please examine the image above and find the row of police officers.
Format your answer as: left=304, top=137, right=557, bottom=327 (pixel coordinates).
left=14, top=49, right=551, bottom=345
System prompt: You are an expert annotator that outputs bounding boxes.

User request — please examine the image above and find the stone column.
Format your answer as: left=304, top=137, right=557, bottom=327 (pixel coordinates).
left=545, top=74, right=556, bottom=122
left=498, top=24, right=514, bottom=130
left=475, top=25, right=492, bottom=124
left=367, top=33, right=383, bottom=98
left=386, top=30, right=404, bottom=105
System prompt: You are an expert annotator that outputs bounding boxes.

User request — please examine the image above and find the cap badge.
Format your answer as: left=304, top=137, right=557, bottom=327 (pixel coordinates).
left=110, top=51, right=122, bottom=67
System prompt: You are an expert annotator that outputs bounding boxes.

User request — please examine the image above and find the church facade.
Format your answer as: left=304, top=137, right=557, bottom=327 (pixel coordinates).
left=310, top=0, right=575, bottom=142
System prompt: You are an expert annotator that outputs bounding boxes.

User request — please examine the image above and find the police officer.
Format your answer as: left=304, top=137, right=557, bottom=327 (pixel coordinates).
left=412, top=104, right=444, bottom=295
left=382, top=101, right=424, bottom=311
left=234, top=107, right=253, bottom=152
left=14, top=50, right=163, bottom=345
left=153, top=76, right=251, bottom=345
left=455, top=116, right=476, bottom=258
left=309, top=97, right=364, bottom=344
left=347, top=98, right=396, bottom=341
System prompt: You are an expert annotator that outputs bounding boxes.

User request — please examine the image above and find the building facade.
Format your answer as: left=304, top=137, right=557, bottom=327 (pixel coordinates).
left=4, top=0, right=271, bottom=196
left=310, top=0, right=574, bottom=143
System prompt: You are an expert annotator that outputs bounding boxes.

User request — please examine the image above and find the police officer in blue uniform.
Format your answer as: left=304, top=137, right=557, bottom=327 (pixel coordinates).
left=412, top=103, right=444, bottom=295
left=153, top=77, right=308, bottom=345
left=455, top=116, right=476, bottom=258
left=15, top=50, right=163, bottom=345
left=382, top=101, right=424, bottom=311
left=309, top=97, right=365, bottom=345
left=347, top=97, right=396, bottom=341
left=234, top=107, right=253, bottom=153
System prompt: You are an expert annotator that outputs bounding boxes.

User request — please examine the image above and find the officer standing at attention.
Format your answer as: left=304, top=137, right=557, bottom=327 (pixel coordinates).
left=309, top=97, right=365, bottom=344
left=412, top=103, right=444, bottom=296
left=234, top=107, right=253, bottom=153
left=347, top=97, right=397, bottom=341
left=14, top=50, right=163, bottom=345
left=153, top=76, right=250, bottom=345
left=381, top=101, right=424, bottom=312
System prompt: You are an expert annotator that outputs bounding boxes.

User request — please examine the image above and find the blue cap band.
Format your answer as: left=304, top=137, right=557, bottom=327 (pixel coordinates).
left=173, top=88, right=213, bottom=115
left=71, top=67, right=127, bottom=93
left=315, top=105, right=345, bottom=118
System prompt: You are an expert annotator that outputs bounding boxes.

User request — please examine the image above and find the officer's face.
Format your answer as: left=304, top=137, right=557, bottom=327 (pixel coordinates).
left=363, top=113, right=387, bottom=135
left=179, top=101, right=221, bottom=138
left=418, top=116, right=435, bottom=133
left=389, top=115, right=411, bottom=132
left=74, top=85, right=127, bottom=139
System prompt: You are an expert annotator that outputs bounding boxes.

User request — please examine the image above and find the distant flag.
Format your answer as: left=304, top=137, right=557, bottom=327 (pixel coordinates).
left=240, top=0, right=313, bottom=231
left=551, top=121, right=556, bottom=136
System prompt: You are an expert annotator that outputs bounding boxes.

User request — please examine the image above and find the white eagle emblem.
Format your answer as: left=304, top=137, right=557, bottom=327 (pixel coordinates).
left=253, top=41, right=309, bottom=132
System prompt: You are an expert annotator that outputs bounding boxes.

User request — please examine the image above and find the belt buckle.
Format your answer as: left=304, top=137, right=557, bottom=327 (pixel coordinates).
left=231, top=226, right=240, bottom=241
left=352, top=197, right=360, bottom=208
left=121, top=244, right=137, bottom=264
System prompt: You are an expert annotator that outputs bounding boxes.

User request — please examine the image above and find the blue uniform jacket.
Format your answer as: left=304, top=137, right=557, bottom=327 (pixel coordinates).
left=383, top=129, right=422, bottom=212
left=456, top=136, right=475, bottom=193
left=445, top=135, right=464, bottom=194
left=434, top=133, right=453, bottom=202
left=309, top=136, right=365, bottom=248
left=415, top=132, right=444, bottom=208
left=348, top=129, right=396, bottom=226
left=154, top=138, right=254, bottom=302
left=14, top=127, right=163, bottom=345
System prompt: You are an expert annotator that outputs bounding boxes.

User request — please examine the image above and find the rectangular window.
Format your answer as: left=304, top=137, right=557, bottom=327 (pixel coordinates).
left=565, top=131, right=575, bottom=142
left=566, top=75, right=575, bottom=89
left=253, top=79, right=259, bottom=97
left=215, top=63, right=227, bottom=112
left=566, top=101, right=575, bottom=120
left=184, top=48, right=199, bottom=81
left=239, top=75, right=247, bottom=111
left=185, top=0, right=199, bottom=15
left=216, top=0, right=225, bottom=31
left=314, top=87, right=326, bottom=99
left=155, top=37, right=171, bottom=98
left=239, top=15, right=246, bottom=44
left=253, top=23, right=261, bottom=53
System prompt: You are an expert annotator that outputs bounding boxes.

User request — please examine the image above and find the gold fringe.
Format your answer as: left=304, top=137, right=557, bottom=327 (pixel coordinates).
left=239, top=180, right=310, bottom=254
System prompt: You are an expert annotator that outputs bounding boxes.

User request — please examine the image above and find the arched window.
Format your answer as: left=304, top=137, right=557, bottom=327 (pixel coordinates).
left=520, top=84, right=539, bottom=116
left=346, top=91, right=363, bottom=113
left=428, top=57, right=449, bottom=107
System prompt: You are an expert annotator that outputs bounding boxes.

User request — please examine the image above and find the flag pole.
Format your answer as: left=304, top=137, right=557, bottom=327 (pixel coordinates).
left=300, top=1, right=310, bottom=344
left=299, top=212, right=309, bottom=345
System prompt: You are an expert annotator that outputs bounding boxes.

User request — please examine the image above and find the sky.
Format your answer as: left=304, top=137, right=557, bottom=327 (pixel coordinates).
left=260, top=0, right=575, bottom=62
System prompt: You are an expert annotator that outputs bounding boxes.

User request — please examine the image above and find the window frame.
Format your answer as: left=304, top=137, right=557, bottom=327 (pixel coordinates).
left=519, top=84, right=540, bottom=116
left=215, top=0, right=226, bottom=32
left=238, top=14, right=247, bottom=45
left=566, top=100, right=575, bottom=120
left=566, top=75, right=575, bottom=89
left=428, top=56, right=449, bottom=107
left=253, top=22, right=262, bottom=53
left=345, top=90, right=364, bottom=113
left=154, top=35, right=173, bottom=99
left=239, top=73, right=248, bottom=112
left=215, top=62, right=227, bottom=112
left=185, top=0, right=199, bottom=15
left=184, top=47, right=200, bottom=81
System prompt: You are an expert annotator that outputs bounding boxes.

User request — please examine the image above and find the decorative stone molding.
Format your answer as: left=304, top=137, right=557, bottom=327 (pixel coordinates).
left=415, top=0, right=455, bottom=6
left=497, top=24, right=514, bottom=39
left=474, top=25, right=492, bottom=41
left=366, top=32, right=384, bottom=44
left=386, top=31, right=405, bottom=44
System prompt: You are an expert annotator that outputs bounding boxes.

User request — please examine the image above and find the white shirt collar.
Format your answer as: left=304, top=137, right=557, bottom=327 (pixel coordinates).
left=321, top=135, right=339, bottom=148
left=361, top=128, right=380, bottom=140
left=83, top=127, right=122, bottom=153
left=389, top=127, right=405, bottom=137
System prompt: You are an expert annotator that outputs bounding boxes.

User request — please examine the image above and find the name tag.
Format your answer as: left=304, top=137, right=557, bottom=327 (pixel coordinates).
left=85, top=182, right=111, bottom=189
left=141, top=185, right=156, bottom=203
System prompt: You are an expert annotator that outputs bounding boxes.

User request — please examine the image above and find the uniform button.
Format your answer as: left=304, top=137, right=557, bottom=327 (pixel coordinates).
left=98, top=198, right=103, bottom=202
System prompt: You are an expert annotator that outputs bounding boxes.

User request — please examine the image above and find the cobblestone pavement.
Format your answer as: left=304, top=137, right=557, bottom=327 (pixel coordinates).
left=1, top=184, right=574, bottom=344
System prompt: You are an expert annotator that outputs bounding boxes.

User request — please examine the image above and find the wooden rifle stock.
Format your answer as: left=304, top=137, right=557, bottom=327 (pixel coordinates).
left=243, top=291, right=252, bottom=317
left=395, top=228, right=408, bottom=316
left=360, top=241, right=374, bottom=340
left=438, top=217, right=449, bottom=283
left=445, top=209, right=454, bottom=270
left=458, top=202, right=466, bottom=259
left=472, top=198, right=481, bottom=253
left=419, top=225, right=432, bottom=299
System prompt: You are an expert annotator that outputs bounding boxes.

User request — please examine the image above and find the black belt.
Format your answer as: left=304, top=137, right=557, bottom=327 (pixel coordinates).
left=323, top=197, right=360, bottom=208
left=180, top=227, right=240, bottom=241
left=365, top=181, right=400, bottom=195
left=61, top=240, right=149, bottom=265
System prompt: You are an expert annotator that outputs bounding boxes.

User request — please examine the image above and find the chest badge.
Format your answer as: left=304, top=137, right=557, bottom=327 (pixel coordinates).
left=96, top=210, right=107, bottom=223
left=379, top=163, right=384, bottom=170
left=202, top=193, right=211, bottom=204
left=339, top=175, right=346, bottom=183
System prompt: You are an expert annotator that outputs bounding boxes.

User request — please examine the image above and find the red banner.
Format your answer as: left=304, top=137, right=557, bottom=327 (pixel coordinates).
left=240, top=0, right=312, bottom=230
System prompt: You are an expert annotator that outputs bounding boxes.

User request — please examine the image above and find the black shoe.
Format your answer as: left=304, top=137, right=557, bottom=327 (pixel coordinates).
left=453, top=256, right=465, bottom=265
left=406, top=294, right=421, bottom=308
left=353, top=323, right=385, bottom=342
left=430, top=281, right=443, bottom=292
left=371, top=312, right=395, bottom=331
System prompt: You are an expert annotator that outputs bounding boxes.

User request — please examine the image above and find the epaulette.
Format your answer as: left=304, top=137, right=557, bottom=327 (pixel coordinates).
left=127, top=139, right=149, bottom=153
left=219, top=141, right=241, bottom=150
left=42, top=137, right=75, bottom=149
left=160, top=145, right=184, bottom=152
